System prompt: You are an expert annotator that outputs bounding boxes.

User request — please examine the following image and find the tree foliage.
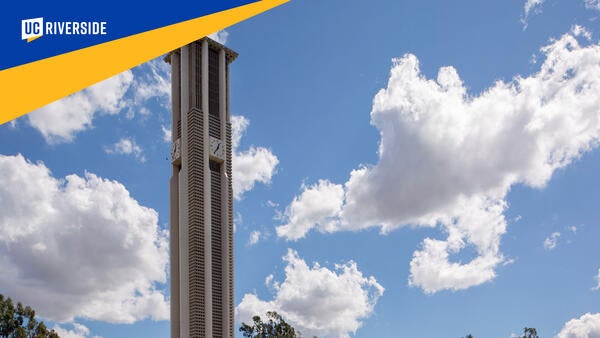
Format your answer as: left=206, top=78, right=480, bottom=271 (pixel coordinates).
left=522, top=327, right=539, bottom=338
left=462, top=327, right=538, bottom=338
left=0, top=294, right=59, bottom=338
left=239, top=311, right=300, bottom=338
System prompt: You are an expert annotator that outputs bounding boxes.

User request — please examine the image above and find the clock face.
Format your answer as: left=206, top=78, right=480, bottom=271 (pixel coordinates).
left=171, top=138, right=181, bottom=164
left=171, top=141, right=178, bottom=159
left=210, top=137, right=225, bottom=160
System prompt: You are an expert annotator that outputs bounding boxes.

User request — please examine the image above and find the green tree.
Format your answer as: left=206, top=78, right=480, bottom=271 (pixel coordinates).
left=239, top=311, right=301, bottom=338
left=522, top=327, right=539, bottom=338
left=0, top=294, right=59, bottom=338
left=461, top=328, right=538, bottom=338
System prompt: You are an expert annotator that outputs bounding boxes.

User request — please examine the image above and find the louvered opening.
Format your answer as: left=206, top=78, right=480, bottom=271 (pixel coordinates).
left=210, top=160, right=223, bottom=337
left=208, top=48, right=220, bottom=117
left=195, top=43, right=202, bottom=109
left=187, top=108, right=206, bottom=337
left=226, top=123, right=234, bottom=336
left=209, top=113, right=220, bottom=139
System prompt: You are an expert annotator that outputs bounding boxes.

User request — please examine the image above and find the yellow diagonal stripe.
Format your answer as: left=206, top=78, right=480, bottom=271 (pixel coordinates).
left=0, top=0, right=289, bottom=125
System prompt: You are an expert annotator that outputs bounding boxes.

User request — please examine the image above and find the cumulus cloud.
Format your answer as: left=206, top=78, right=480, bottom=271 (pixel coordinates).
left=276, top=180, right=344, bottom=241
left=105, top=137, right=146, bottom=162
left=28, top=57, right=171, bottom=143
left=231, top=115, right=279, bottom=200
left=236, top=249, right=384, bottom=338
left=0, top=154, right=169, bottom=323
left=28, top=72, right=134, bottom=143
left=544, top=232, right=561, bottom=250
left=247, top=230, right=262, bottom=246
left=557, top=313, right=600, bottom=338
left=277, top=28, right=600, bottom=293
left=572, top=25, right=593, bottom=41
left=208, top=30, right=229, bottom=45
left=524, top=0, right=544, bottom=15
left=52, top=323, right=101, bottom=338
left=593, top=269, right=600, bottom=291
left=408, top=196, right=507, bottom=293
left=161, top=125, right=171, bottom=142
left=585, top=0, right=600, bottom=11
left=522, top=0, right=545, bottom=27
left=128, top=58, right=171, bottom=117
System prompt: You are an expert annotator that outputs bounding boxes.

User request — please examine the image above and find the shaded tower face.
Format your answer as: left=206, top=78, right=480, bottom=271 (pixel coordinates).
left=168, top=38, right=237, bottom=338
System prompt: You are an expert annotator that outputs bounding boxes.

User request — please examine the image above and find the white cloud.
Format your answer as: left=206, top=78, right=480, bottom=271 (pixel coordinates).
left=231, top=115, right=279, bottom=200
left=569, top=225, right=578, bottom=233
left=265, top=274, right=274, bottom=287
left=234, top=212, right=243, bottom=231
left=105, top=137, right=146, bottom=162
left=208, top=30, right=229, bottom=45
left=585, top=0, right=600, bottom=11
left=129, top=58, right=171, bottom=117
left=531, top=53, right=538, bottom=65
left=557, top=313, right=600, bottom=338
left=523, top=2, right=598, bottom=27
left=27, top=57, right=171, bottom=143
left=52, top=323, right=101, bottom=338
left=161, top=125, right=171, bottom=142
left=231, top=115, right=250, bottom=150
left=572, top=25, right=593, bottom=41
left=408, top=196, right=507, bottom=293
left=236, top=249, right=384, bottom=338
left=233, top=145, right=278, bottom=199
left=277, top=29, right=600, bottom=293
left=276, top=180, right=344, bottom=241
left=544, top=232, right=561, bottom=250
left=524, top=0, right=544, bottom=16
left=0, top=154, right=169, bottom=323
left=28, top=72, right=134, bottom=143
left=522, top=0, right=545, bottom=27
left=247, top=230, right=262, bottom=246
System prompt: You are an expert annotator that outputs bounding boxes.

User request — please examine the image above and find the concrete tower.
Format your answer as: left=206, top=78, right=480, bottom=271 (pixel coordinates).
left=167, top=37, right=237, bottom=338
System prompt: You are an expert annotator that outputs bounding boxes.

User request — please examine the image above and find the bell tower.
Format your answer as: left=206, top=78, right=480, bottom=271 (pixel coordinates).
left=167, top=37, right=237, bottom=338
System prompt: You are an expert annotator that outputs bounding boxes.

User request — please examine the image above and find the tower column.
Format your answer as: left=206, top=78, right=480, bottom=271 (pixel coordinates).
left=200, top=38, right=214, bottom=338
left=219, top=48, right=232, bottom=338
left=168, top=37, right=237, bottom=338
left=169, top=49, right=181, bottom=338
left=178, top=44, right=191, bottom=338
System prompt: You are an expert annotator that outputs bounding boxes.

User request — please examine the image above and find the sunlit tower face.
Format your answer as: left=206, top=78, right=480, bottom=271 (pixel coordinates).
left=167, top=37, right=236, bottom=338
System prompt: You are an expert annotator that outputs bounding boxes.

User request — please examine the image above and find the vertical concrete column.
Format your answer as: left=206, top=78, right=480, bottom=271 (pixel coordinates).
left=219, top=49, right=227, bottom=143
left=169, top=50, right=181, bottom=338
left=225, top=57, right=234, bottom=338
left=201, top=39, right=213, bottom=338
left=178, top=44, right=190, bottom=338
left=218, top=48, right=231, bottom=338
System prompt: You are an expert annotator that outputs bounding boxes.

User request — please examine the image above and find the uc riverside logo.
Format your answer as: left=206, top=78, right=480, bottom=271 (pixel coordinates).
left=21, top=17, right=107, bottom=42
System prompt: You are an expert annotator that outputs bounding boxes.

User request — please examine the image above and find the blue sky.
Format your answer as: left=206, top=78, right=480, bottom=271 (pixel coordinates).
left=1, top=0, right=600, bottom=337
